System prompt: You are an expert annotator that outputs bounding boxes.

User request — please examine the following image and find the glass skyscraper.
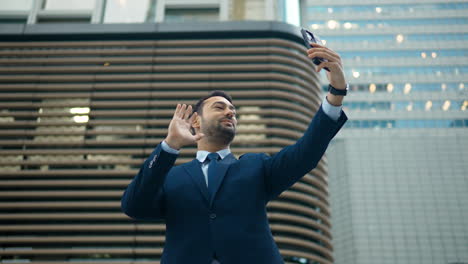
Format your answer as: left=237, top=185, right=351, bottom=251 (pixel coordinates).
left=301, top=0, right=468, bottom=263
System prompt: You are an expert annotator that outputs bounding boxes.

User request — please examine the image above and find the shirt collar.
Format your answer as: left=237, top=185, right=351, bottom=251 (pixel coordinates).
left=196, top=148, right=231, bottom=163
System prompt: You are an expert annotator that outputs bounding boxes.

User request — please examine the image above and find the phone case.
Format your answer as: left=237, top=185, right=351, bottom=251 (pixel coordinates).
left=301, top=28, right=330, bottom=72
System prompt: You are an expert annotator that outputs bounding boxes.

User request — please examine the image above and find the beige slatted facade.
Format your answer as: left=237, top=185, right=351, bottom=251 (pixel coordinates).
left=0, top=27, right=332, bottom=264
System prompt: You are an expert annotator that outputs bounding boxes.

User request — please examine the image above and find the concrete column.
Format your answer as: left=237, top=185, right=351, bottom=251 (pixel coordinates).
left=27, top=0, right=44, bottom=24
left=91, top=0, right=105, bottom=23
left=264, top=0, right=274, bottom=20
left=155, top=0, right=166, bottom=22
left=219, top=0, right=229, bottom=21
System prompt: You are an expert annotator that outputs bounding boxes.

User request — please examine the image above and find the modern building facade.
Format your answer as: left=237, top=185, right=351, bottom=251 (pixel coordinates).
left=0, top=21, right=336, bottom=264
left=301, top=0, right=468, bottom=263
left=0, top=0, right=284, bottom=24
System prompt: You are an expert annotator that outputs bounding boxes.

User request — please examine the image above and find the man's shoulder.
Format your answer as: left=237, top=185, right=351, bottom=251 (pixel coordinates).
left=238, top=152, right=270, bottom=160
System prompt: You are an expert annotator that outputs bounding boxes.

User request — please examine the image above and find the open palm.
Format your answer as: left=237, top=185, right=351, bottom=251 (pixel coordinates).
left=165, top=104, right=204, bottom=150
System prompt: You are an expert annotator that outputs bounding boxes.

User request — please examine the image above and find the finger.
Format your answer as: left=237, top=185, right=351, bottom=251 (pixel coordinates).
left=307, top=47, right=340, bottom=58
left=182, top=105, right=192, bottom=120
left=307, top=46, right=340, bottom=58
left=174, top=104, right=181, bottom=117
left=189, top=111, right=198, bottom=123
left=316, top=61, right=341, bottom=72
left=306, top=43, right=326, bottom=53
left=308, top=51, right=340, bottom=63
left=316, top=61, right=330, bottom=72
left=178, top=104, right=187, bottom=118
left=310, top=42, right=328, bottom=50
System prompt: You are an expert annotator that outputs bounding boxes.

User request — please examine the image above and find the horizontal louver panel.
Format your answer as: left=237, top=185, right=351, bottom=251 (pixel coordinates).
left=0, top=35, right=332, bottom=263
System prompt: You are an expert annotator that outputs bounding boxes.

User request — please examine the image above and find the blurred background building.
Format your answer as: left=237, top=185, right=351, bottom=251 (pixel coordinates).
left=1, top=0, right=467, bottom=264
left=0, top=0, right=286, bottom=24
left=299, top=0, right=468, bottom=263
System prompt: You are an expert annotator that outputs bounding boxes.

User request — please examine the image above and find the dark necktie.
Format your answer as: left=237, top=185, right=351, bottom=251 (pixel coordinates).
left=207, top=152, right=220, bottom=198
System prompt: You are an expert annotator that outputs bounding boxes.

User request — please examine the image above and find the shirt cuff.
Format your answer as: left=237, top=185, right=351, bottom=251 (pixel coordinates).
left=161, top=140, right=180, bottom=155
left=322, top=96, right=343, bottom=122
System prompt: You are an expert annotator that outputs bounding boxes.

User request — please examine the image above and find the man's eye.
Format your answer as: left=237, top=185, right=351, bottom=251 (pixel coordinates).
left=216, top=106, right=223, bottom=109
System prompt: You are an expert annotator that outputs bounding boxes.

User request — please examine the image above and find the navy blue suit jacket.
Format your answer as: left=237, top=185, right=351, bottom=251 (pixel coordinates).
left=121, top=105, right=347, bottom=263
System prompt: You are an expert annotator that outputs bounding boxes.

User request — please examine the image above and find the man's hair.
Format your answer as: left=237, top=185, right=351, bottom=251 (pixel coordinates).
left=193, top=90, right=233, bottom=116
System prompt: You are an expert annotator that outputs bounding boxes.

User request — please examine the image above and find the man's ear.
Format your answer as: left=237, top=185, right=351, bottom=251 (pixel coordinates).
left=192, top=113, right=201, bottom=129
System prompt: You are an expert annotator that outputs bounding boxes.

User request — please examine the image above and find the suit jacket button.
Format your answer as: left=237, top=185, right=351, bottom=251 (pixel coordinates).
left=210, top=213, right=216, bottom=219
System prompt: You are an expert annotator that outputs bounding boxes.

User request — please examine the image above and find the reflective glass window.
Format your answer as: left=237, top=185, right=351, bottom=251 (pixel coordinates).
left=340, top=50, right=468, bottom=59
left=308, top=18, right=468, bottom=28
left=0, top=0, right=33, bottom=11
left=165, top=8, right=219, bottom=22
left=44, top=0, right=95, bottom=10
left=308, top=3, right=468, bottom=14
left=104, top=0, right=151, bottom=23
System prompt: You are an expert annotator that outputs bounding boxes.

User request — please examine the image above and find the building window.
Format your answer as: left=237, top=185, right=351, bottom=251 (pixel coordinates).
left=0, top=0, right=33, bottom=11
left=0, top=0, right=32, bottom=23
left=33, top=0, right=97, bottom=23
left=43, top=0, right=96, bottom=10
left=103, top=0, right=152, bottom=23
left=164, top=7, right=219, bottom=22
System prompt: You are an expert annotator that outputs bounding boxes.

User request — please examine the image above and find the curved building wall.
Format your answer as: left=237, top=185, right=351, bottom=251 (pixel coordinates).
left=0, top=22, right=332, bottom=264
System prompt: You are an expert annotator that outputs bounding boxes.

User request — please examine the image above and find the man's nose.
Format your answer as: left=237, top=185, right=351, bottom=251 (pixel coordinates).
left=225, top=109, right=234, bottom=118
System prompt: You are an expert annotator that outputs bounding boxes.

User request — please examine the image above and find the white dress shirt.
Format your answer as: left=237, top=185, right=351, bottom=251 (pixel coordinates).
left=196, top=149, right=232, bottom=186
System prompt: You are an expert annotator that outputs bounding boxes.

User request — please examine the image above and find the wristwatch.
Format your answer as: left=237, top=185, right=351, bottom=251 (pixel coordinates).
left=328, top=83, right=349, bottom=96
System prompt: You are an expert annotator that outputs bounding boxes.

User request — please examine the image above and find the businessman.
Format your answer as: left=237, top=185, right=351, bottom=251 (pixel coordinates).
left=121, top=42, right=348, bottom=263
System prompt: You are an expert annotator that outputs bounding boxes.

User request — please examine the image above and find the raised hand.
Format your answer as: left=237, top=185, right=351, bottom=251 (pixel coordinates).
left=307, top=42, right=347, bottom=90
left=164, top=104, right=204, bottom=150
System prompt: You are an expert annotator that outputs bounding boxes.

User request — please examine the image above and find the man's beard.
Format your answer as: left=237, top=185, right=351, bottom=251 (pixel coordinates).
left=202, top=118, right=236, bottom=146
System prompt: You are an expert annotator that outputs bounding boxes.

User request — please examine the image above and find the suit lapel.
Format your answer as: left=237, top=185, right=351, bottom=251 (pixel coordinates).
left=183, top=159, right=210, bottom=204
left=209, top=153, right=237, bottom=207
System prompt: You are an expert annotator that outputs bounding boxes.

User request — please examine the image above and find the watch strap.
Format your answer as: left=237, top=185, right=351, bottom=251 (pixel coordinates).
left=328, top=84, right=348, bottom=96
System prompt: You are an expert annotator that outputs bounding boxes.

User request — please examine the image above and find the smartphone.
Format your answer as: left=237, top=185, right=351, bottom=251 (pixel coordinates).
left=300, top=28, right=330, bottom=72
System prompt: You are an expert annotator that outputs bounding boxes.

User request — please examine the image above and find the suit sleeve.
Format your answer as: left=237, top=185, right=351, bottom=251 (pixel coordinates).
left=121, top=143, right=178, bottom=220
left=263, top=105, right=347, bottom=200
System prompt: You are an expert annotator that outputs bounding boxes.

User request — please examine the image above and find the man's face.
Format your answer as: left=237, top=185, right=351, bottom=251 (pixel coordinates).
left=196, top=96, right=237, bottom=144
